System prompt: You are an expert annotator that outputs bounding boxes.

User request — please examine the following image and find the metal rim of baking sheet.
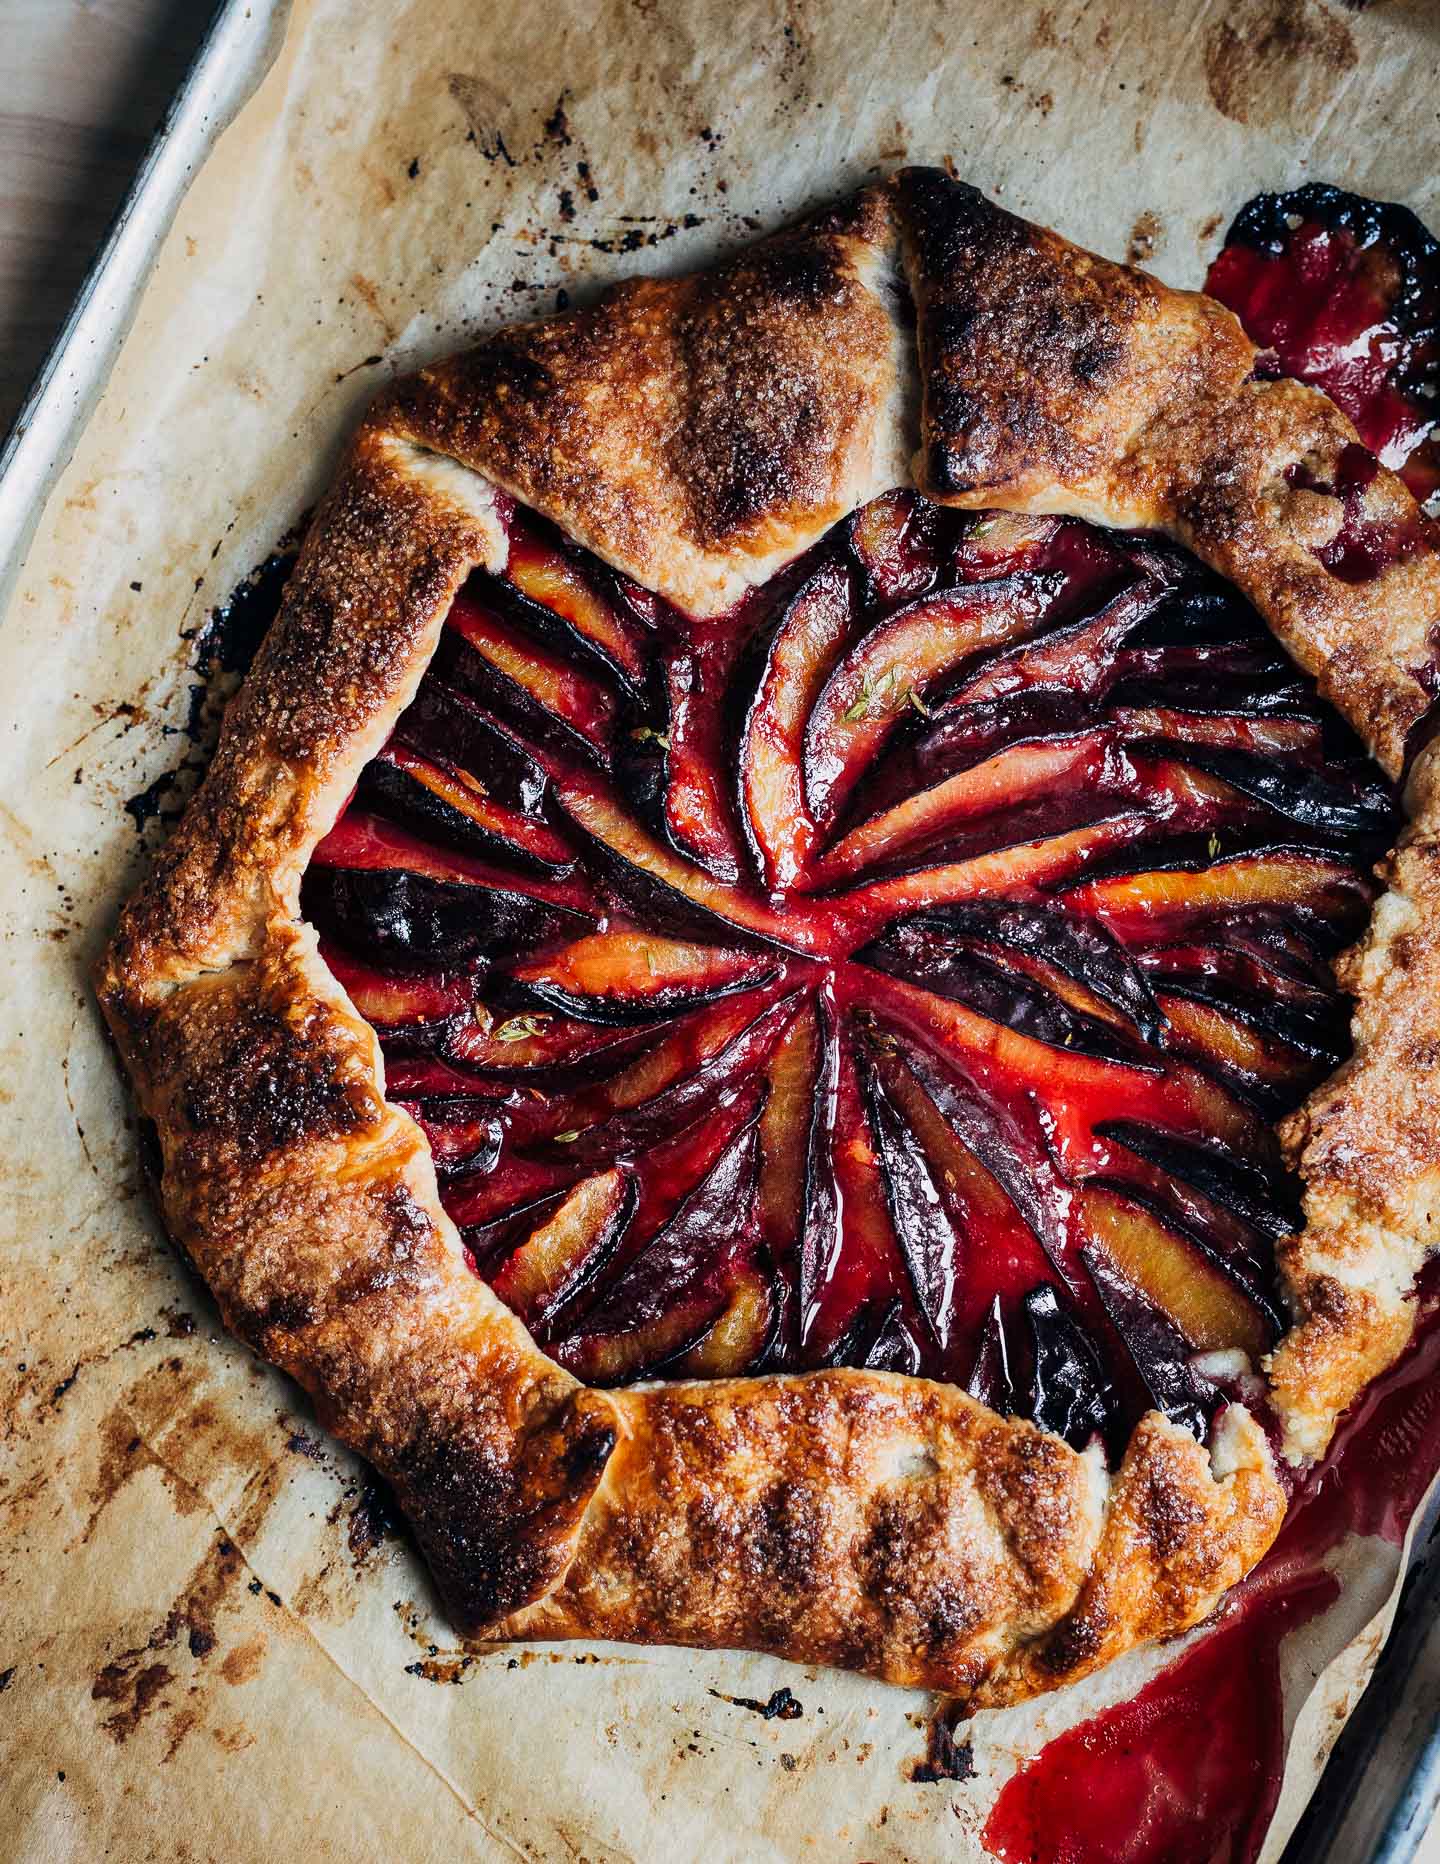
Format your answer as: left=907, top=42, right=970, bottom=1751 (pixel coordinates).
left=0, top=0, right=291, bottom=608
left=0, top=4, right=1435, bottom=1856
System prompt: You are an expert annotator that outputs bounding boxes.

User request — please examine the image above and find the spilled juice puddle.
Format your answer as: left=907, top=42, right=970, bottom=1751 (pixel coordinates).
left=983, top=1269, right=1440, bottom=1864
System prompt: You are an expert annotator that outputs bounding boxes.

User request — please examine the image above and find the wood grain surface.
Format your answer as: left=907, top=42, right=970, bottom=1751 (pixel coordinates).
left=0, top=0, right=220, bottom=437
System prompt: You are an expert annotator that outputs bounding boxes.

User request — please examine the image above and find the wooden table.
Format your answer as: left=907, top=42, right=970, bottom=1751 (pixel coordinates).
left=1, top=0, right=220, bottom=437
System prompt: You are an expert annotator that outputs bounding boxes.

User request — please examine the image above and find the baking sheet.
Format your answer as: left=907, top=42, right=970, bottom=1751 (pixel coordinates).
left=5, top=2, right=1440, bottom=1858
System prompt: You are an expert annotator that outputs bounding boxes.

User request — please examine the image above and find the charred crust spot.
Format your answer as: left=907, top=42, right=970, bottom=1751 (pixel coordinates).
left=1034, top=1606, right=1106, bottom=1677
left=748, top=1479, right=827, bottom=1591
left=1131, top=1461, right=1208, bottom=1562
left=250, top=1290, right=319, bottom=1336
left=178, top=1007, right=371, bottom=1157
left=407, top=1385, right=615, bottom=1628
left=895, top=167, right=1025, bottom=282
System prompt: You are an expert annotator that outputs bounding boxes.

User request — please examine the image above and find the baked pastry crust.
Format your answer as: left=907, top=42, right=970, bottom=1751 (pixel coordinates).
left=97, top=168, right=1440, bottom=1710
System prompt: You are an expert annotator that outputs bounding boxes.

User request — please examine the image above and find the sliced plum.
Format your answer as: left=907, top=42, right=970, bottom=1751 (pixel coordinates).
left=507, top=930, right=778, bottom=1025
left=442, top=588, right=617, bottom=763
left=399, top=1099, right=504, bottom=1177
left=1023, top=1283, right=1117, bottom=1450
left=524, top=990, right=799, bottom=1162
left=862, top=1062, right=959, bottom=1353
left=1144, top=741, right=1395, bottom=842
left=739, top=558, right=855, bottom=889
left=847, top=489, right=943, bottom=607
left=500, top=520, right=650, bottom=691
left=879, top=901, right=1165, bottom=1045
left=811, top=729, right=1119, bottom=885
left=394, top=680, right=550, bottom=814
left=441, top=1012, right=654, bottom=1081
left=553, top=767, right=837, bottom=953
left=304, top=813, right=594, bottom=964
left=1098, top=1117, right=1295, bottom=1224
left=752, top=998, right=823, bottom=1353
left=548, top=1116, right=762, bottom=1381
left=966, top=1296, right=1016, bottom=1414
left=934, top=575, right=1166, bottom=714
left=489, top=1167, right=636, bottom=1330
left=1076, top=1183, right=1273, bottom=1359
left=658, top=630, right=752, bottom=880
left=1080, top=1246, right=1214, bottom=1439
left=1062, top=843, right=1372, bottom=936
left=837, top=809, right=1158, bottom=932
left=795, top=992, right=842, bottom=1350
left=360, top=745, right=576, bottom=875
left=671, top=1266, right=776, bottom=1377
left=320, top=940, right=476, bottom=1039
left=803, top=575, right=1057, bottom=834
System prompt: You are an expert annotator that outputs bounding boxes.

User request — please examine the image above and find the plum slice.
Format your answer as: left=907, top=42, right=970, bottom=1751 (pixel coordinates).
left=394, top=680, right=550, bottom=814
left=739, top=558, right=856, bottom=889
left=803, top=574, right=1058, bottom=834
left=398, top=1099, right=504, bottom=1177
left=361, top=745, right=577, bottom=875
left=304, top=812, right=595, bottom=964
left=836, top=808, right=1159, bottom=932
left=442, top=588, right=617, bottom=762
left=671, top=1266, right=776, bottom=1377
left=1077, top=1183, right=1272, bottom=1359
left=500, top=521, right=651, bottom=691
left=1144, top=741, right=1396, bottom=841
left=508, top=929, right=777, bottom=1024
left=320, top=940, right=475, bottom=1041
left=847, top=488, right=944, bottom=607
left=1062, top=843, right=1371, bottom=938
left=548, top=1116, right=763, bottom=1381
left=933, top=574, right=1166, bottom=715
left=522, top=990, right=800, bottom=1162
left=553, top=767, right=838, bottom=953
left=810, top=729, right=1118, bottom=885
left=967, top=1298, right=1015, bottom=1412
left=489, top=1167, right=636, bottom=1330
left=862, top=1062, right=959, bottom=1353
left=1023, top=1284, right=1117, bottom=1451
left=1080, top=1247, right=1214, bottom=1438
left=874, top=901, right=1165, bottom=1045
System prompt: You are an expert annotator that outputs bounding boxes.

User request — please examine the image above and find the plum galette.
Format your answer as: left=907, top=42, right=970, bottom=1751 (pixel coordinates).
left=98, top=168, right=1440, bottom=1711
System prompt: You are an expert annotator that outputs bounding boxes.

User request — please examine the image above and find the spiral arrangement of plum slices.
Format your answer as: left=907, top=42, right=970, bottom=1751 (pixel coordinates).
left=297, top=185, right=1440, bottom=1461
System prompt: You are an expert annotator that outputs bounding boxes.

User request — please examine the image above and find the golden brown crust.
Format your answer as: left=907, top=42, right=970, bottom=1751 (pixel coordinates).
left=968, top=1410, right=1285, bottom=1709
left=498, top=1373, right=1107, bottom=1694
left=99, top=166, right=1440, bottom=1714
left=386, top=186, right=912, bottom=617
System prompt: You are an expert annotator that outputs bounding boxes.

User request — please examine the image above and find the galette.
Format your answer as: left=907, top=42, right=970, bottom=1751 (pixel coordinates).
left=98, top=168, right=1440, bottom=1711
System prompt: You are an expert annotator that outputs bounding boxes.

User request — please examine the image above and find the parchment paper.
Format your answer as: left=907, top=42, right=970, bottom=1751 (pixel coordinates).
left=6, top=2, right=1440, bottom=1858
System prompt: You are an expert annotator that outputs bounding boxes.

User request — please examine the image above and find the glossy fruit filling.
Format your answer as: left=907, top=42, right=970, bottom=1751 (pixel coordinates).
left=1207, top=181, right=1440, bottom=509
left=302, top=490, right=1393, bottom=1456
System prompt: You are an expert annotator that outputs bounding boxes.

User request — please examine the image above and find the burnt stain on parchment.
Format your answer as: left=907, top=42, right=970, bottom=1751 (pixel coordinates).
left=123, top=538, right=300, bottom=838
left=1204, top=0, right=1357, bottom=127
left=707, top=1684, right=804, bottom=1721
left=1127, top=210, right=1163, bottom=266
left=907, top=1702, right=977, bottom=1784
left=89, top=1527, right=274, bottom=1752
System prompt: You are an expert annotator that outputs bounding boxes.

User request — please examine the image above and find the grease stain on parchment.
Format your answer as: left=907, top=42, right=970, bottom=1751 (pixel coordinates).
left=1204, top=0, right=1357, bottom=126
left=91, top=1530, right=255, bottom=1750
